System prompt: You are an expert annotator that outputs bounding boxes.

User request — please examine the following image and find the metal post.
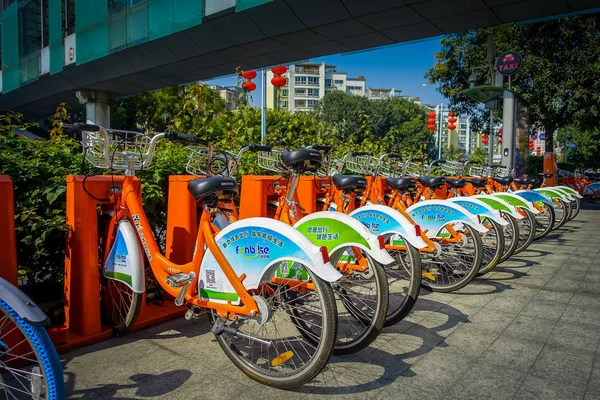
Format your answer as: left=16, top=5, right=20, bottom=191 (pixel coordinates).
left=501, top=90, right=516, bottom=170
left=488, top=110, right=494, bottom=166
left=438, top=103, right=443, bottom=160
left=261, top=69, right=267, bottom=144
left=563, top=126, right=568, bottom=163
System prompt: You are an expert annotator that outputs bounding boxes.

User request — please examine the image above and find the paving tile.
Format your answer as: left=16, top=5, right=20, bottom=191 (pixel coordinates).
left=515, top=374, right=586, bottom=400
left=441, top=324, right=498, bottom=357
left=532, top=289, right=575, bottom=304
left=547, top=322, right=600, bottom=351
left=477, top=334, right=545, bottom=371
left=443, top=362, right=527, bottom=400
left=560, top=304, right=600, bottom=328
left=529, top=344, right=594, bottom=387
left=520, top=298, right=568, bottom=321
left=483, top=294, right=532, bottom=314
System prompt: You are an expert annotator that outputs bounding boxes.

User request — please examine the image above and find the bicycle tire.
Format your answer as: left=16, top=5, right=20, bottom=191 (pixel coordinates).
left=99, top=215, right=143, bottom=334
left=499, top=213, right=519, bottom=263
left=552, top=199, right=570, bottom=229
left=533, top=203, right=555, bottom=240
left=328, top=247, right=388, bottom=355
left=569, top=197, right=581, bottom=220
left=384, top=240, right=422, bottom=327
left=477, top=218, right=505, bottom=276
left=513, top=208, right=536, bottom=254
left=421, top=224, right=483, bottom=293
left=0, top=299, right=64, bottom=399
left=208, top=268, right=337, bottom=389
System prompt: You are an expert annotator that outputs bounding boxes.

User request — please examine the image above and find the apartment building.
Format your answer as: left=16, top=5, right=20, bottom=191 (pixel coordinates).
left=209, top=85, right=244, bottom=111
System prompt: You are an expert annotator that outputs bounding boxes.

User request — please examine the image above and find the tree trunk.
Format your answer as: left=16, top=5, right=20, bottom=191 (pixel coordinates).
left=544, top=124, right=557, bottom=153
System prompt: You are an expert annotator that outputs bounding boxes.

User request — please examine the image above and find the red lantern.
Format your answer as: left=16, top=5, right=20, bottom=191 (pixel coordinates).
left=243, top=81, right=257, bottom=92
left=448, top=124, right=457, bottom=130
left=271, top=75, right=286, bottom=87
left=498, top=129, right=503, bottom=136
left=536, top=149, right=541, bottom=155
left=448, top=111, right=455, bottom=117
left=242, top=70, right=257, bottom=80
left=482, top=134, right=488, bottom=140
left=482, top=139, right=489, bottom=144
left=448, top=117, right=457, bottom=124
left=271, top=65, right=287, bottom=75
left=427, top=118, right=436, bottom=124
left=427, top=124, right=436, bottom=131
left=427, top=112, right=436, bottom=118
left=498, top=138, right=502, bottom=143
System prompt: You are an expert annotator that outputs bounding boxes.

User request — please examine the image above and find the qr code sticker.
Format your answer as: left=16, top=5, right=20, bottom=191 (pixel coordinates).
left=280, top=262, right=289, bottom=276
left=206, top=269, right=216, bottom=288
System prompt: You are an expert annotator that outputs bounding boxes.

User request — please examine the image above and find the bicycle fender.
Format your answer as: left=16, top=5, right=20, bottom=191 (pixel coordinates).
left=198, top=218, right=342, bottom=304
left=513, top=190, right=556, bottom=207
left=348, top=205, right=427, bottom=249
left=446, top=197, right=508, bottom=226
left=0, top=277, right=49, bottom=327
left=294, top=211, right=395, bottom=265
left=104, top=220, right=145, bottom=294
left=551, top=186, right=579, bottom=200
left=534, top=187, right=573, bottom=201
left=491, top=192, right=540, bottom=214
left=471, top=195, right=524, bottom=220
left=556, top=186, right=582, bottom=198
left=406, top=200, right=488, bottom=238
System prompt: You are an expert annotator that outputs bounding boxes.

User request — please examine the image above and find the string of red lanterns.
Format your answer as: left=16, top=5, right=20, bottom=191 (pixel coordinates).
left=270, top=65, right=287, bottom=87
left=447, top=111, right=457, bottom=131
left=482, top=134, right=489, bottom=144
left=497, top=128, right=502, bottom=144
left=427, top=111, right=436, bottom=131
left=242, top=70, right=257, bottom=92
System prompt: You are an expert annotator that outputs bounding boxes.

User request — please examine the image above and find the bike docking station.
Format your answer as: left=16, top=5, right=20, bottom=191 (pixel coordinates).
left=0, top=176, right=18, bottom=287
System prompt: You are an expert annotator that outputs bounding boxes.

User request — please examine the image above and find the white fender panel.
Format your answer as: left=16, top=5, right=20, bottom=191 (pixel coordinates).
left=198, top=218, right=343, bottom=304
left=446, top=197, right=508, bottom=226
left=471, top=195, right=524, bottom=220
left=104, top=220, right=146, bottom=294
left=406, top=200, right=488, bottom=237
left=0, top=277, right=49, bottom=326
left=294, top=211, right=394, bottom=265
left=349, top=204, right=427, bottom=249
left=491, top=192, right=540, bottom=214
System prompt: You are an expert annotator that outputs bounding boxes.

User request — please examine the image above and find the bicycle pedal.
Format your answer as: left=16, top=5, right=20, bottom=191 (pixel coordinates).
left=166, top=272, right=194, bottom=288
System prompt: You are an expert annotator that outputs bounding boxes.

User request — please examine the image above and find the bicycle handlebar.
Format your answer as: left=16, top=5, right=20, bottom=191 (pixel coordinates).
left=387, top=153, right=402, bottom=160
left=311, top=144, right=331, bottom=153
left=351, top=151, right=372, bottom=157
left=165, top=131, right=209, bottom=145
left=62, top=122, right=101, bottom=132
left=246, top=144, right=272, bottom=152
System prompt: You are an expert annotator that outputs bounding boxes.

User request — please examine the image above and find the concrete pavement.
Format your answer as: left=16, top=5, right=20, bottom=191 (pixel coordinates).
left=63, top=204, right=600, bottom=400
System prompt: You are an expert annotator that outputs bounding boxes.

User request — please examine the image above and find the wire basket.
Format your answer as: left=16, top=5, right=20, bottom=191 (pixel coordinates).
left=468, top=165, right=486, bottom=177
left=82, top=128, right=153, bottom=170
left=403, top=161, right=425, bottom=177
left=344, top=154, right=373, bottom=175
left=258, top=149, right=286, bottom=174
left=317, top=157, right=341, bottom=178
left=376, top=158, right=403, bottom=178
left=186, top=145, right=213, bottom=177
left=440, top=161, right=462, bottom=176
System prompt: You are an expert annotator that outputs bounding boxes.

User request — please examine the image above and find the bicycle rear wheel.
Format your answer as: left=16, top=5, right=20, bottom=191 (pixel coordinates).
left=0, top=299, right=64, bottom=399
left=477, top=218, right=505, bottom=276
left=384, top=240, right=422, bottom=327
left=328, top=247, right=388, bottom=355
left=533, top=203, right=555, bottom=240
left=552, top=199, right=570, bottom=229
left=421, top=224, right=483, bottom=293
left=569, top=197, right=581, bottom=220
left=514, top=209, right=535, bottom=254
left=209, top=265, right=337, bottom=389
left=499, top=213, right=519, bottom=263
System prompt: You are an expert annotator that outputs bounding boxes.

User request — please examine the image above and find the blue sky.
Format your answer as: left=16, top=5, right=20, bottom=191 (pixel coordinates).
left=204, top=37, right=447, bottom=106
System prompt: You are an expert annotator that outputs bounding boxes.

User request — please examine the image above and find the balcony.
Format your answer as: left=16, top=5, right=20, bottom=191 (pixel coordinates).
left=295, top=66, right=320, bottom=75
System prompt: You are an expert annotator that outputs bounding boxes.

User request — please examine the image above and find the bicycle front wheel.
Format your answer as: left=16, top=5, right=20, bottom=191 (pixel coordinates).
left=533, top=203, right=555, bottom=240
left=514, top=208, right=536, bottom=254
left=384, top=240, right=422, bottom=327
left=552, top=199, right=570, bottom=229
left=478, top=218, right=505, bottom=276
left=421, top=224, right=483, bottom=293
left=499, top=213, right=519, bottom=263
left=0, top=299, right=64, bottom=399
left=209, top=265, right=337, bottom=389
left=569, top=197, right=581, bottom=220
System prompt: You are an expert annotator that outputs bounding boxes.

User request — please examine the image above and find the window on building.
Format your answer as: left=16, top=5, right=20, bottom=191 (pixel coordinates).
left=334, top=79, right=344, bottom=84
left=307, top=88, right=319, bottom=97
left=18, top=0, right=40, bottom=56
left=281, top=100, right=288, bottom=108
left=295, top=88, right=306, bottom=96
left=325, top=79, right=332, bottom=87
left=307, top=99, right=317, bottom=108
left=108, top=0, right=127, bottom=15
left=347, top=86, right=363, bottom=91
left=63, top=0, right=75, bottom=36
left=295, top=100, right=306, bottom=108
left=295, top=76, right=307, bottom=85
left=307, top=76, right=319, bottom=85
left=281, top=88, right=288, bottom=97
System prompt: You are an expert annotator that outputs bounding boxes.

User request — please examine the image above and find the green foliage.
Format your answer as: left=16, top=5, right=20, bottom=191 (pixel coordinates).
left=443, top=145, right=465, bottom=161
left=425, top=15, right=600, bottom=147
left=469, top=146, right=487, bottom=164
left=556, top=125, right=600, bottom=169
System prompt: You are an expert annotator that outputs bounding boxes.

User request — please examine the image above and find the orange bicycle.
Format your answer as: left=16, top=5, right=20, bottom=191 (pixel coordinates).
left=65, top=123, right=341, bottom=388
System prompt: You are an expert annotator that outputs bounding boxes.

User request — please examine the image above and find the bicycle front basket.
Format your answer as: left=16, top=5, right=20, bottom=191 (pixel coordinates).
left=82, top=129, right=153, bottom=170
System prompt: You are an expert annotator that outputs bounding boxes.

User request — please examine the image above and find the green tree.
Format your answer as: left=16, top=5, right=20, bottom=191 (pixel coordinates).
left=469, top=146, right=487, bottom=165
left=556, top=125, right=600, bottom=169
left=443, top=144, right=465, bottom=161
left=425, top=15, right=600, bottom=152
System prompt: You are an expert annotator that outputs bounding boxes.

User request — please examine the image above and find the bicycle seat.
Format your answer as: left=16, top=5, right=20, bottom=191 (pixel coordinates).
left=332, top=174, right=368, bottom=192
left=386, top=177, right=417, bottom=191
left=417, top=176, right=445, bottom=188
left=280, top=148, right=322, bottom=173
left=464, top=178, right=487, bottom=187
left=188, top=177, right=238, bottom=204
left=537, top=173, right=553, bottom=179
left=493, top=176, right=513, bottom=185
left=514, top=177, right=536, bottom=185
left=442, top=178, right=466, bottom=188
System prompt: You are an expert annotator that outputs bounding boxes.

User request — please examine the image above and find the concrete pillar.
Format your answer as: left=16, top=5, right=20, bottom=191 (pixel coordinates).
left=501, top=90, right=516, bottom=169
left=76, top=90, right=111, bottom=127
